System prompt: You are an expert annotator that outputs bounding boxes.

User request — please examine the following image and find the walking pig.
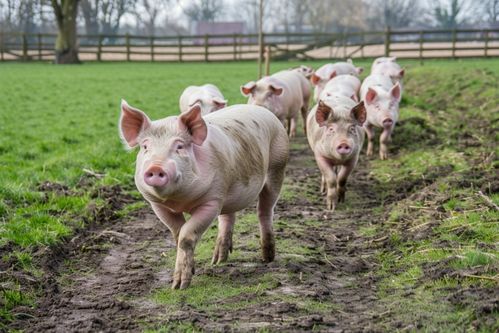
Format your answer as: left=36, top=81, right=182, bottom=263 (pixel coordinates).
left=360, top=74, right=402, bottom=160
left=311, top=60, right=363, bottom=102
left=320, top=75, right=361, bottom=102
left=241, top=70, right=311, bottom=137
left=307, top=95, right=366, bottom=211
left=179, top=84, right=227, bottom=115
left=119, top=101, right=289, bottom=289
left=371, top=57, right=405, bottom=87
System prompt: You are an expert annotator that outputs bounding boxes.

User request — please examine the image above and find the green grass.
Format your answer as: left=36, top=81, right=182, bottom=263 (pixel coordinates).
left=1, top=58, right=498, bottom=330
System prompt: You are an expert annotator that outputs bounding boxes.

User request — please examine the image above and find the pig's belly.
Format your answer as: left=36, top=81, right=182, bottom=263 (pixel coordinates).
left=220, top=178, right=265, bottom=214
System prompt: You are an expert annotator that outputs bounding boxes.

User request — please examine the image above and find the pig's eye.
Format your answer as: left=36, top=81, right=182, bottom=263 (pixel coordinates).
left=175, top=143, right=184, bottom=151
left=142, top=144, right=148, bottom=150
left=349, top=126, right=356, bottom=133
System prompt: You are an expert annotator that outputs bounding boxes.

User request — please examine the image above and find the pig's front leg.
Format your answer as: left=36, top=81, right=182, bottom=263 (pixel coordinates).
left=316, top=155, right=338, bottom=211
left=379, top=128, right=392, bottom=160
left=173, top=200, right=221, bottom=289
left=289, top=116, right=297, bottom=138
left=150, top=202, right=186, bottom=245
left=336, top=160, right=355, bottom=203
left=211, top=213, right=235, bottom=264
left=320, top=174, right=326, bottom=195
left=364, top=124, right=375, bottom=156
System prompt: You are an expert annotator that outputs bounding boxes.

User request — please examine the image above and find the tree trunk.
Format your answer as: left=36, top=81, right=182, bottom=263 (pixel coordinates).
left=52, top=0, right=80, bottom=64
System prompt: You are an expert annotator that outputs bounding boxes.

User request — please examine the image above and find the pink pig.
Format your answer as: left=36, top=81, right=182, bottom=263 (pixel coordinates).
left=119, top=101, right=289, bottom=289
left=307, top=95, right=366, bottom=211
left=241, top=70, right=311, bottom=137
left=311, top=60, right=363, bottom=101
left=320, top=75, right=361, bottom=102
left=360, top=74, right=402, bottom=160
left=179, top=84, right=227, bottom=115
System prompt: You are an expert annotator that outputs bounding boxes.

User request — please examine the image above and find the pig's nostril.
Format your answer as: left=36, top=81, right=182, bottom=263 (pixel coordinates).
left=158, top=172, right=165, bottom=178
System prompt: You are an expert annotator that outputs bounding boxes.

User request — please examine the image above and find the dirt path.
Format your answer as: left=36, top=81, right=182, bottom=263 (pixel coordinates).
left=12, top=136, right=403, bottom=332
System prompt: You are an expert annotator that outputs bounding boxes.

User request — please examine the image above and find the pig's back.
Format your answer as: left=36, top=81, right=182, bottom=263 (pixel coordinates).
left=205, top=104, right=286, bottom=143
left=360, top=74, right=394, bottom=99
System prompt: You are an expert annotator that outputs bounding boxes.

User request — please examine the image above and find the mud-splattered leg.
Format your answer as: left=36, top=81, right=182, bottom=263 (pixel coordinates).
left=172, top=201, right=220, bottom=289
left=211, top=213, right=235, bottom=264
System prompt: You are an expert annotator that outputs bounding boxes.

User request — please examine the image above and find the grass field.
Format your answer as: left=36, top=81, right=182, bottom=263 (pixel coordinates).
left=1, top=59, right=498, bottom=331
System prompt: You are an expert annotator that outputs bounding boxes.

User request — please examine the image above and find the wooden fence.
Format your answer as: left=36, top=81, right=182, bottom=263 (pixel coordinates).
left=1, top=28, right=498, bottom=62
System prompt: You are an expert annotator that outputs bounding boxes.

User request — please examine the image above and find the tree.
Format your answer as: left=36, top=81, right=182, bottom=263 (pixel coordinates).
left=51, top=0, right=80, bottom=64
left=365, top=0, right=423, bottom=29
left=79, top=0, right=134, bottom=35
left=134, top=0, right=170, bottom=36
left=482, top=0, right=499, bottom=25
left=183, top=0, right=224, bottom=22
left=432, top=0, right=468, bottom=28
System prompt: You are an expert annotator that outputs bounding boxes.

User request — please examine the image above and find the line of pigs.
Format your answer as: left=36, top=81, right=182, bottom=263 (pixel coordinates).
left=118, top=57, right=404, bottom=289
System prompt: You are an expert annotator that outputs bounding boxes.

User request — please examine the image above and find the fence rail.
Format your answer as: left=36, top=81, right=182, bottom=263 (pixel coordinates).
left=1, top=28, right=498, bottom=62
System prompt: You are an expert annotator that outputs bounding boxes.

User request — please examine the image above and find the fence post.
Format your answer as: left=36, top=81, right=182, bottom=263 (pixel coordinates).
left=22, top=32, right=28, bottom=61
left=233, top=34, right=237, bottom=61
left=484, top=30, right=489, bottom=57
left=451, top=29, right=456, bottom=58
left=0, top=31, right=3, bottom=61
left=419, top=30, right=424, bottom=65
left=126, top=33, right=130, bottom=61
left=204, top=34, right=209, bottom=62
left=360, top=32, right=365, bottom=58
left=97, top=34, right=103, bottom=61
left=384, top=26, right=390, bottom=57
left=37, top=33, right=42, bottom=60
left=178, top=35, right=183, bottom=62
left=264, top=45, right=271, bottom=76
left=151, top=36, right=155, bottom=62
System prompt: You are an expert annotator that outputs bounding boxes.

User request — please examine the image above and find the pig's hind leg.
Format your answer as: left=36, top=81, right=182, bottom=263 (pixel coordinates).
left=211, top=213, right=235, bottom=265
left=257, top=144, right=287, bottom=262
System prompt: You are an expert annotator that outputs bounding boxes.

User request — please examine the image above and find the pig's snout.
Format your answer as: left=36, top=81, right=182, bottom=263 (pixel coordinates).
left=144, top=165, right=169, bottom=187
left=336, top=142, right=352, bottom=155
left=383, top=118, right=393, bottom=128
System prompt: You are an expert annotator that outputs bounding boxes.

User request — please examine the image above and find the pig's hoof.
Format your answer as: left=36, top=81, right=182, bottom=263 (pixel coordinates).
left=380, top=153, right=388, bottom=160
left=261, top=234, right=275, bottom=262
left=211, top=237, right=232, bottom=265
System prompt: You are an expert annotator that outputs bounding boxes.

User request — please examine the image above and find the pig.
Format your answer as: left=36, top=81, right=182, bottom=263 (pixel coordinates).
left=241, top=70, right=311, bottom=137
left=319, top=75, right=361, bottom=102
left=290, top=65, right=315, bottom=79
left=371, top=57, right=405, bottom=87
left=179, top=84, right=227, bottom=115
left=119, top=100, right=289, bottom=289
left=311, top=60, right=364, bottom=102
left=307, top=94, right=366, bottom=211
left=360, top=74, right=402, bottom=160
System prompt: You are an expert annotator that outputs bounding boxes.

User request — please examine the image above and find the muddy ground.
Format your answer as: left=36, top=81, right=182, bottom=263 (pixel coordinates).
left=8, top=132, right=497, bottom=332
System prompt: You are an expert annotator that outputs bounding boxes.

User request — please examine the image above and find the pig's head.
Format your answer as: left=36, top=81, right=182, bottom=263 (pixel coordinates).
left=315, top=97, right=366, bottom=161
left=119, top=100, right=207, bottom=202
left=240, top=79, right=284, bottom=115
left=291, top=65, right=314, bottom=79
left=311, top=71, right=336, bottom=101
left=188, top=94, right=227, bottom=115
left=364, top=83, right=401, bottom=129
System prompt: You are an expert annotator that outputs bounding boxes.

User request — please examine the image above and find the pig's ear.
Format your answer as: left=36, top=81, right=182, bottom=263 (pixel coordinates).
left=269, top=84, right=283, bottom=96
left=399, top=68, right=405, bottom=78
left=389, top=56, right=397, bottom=62
left=391, top=83, right=401, bottom=102
left=310, top=73, right=321, bottom=86
left=241, top=82, right=256, bottom=96
left=329, top=71, right=337, bottom=79
left=356, top=67, right=364, bottom=74
left=315, top=101, right=332, bottom=127
left=351, top=94, right=359, bottom=102
left=178, top=104, right=207, bottom=146
left=365, top=88, right=377, bottom=105
left=351, top=101, right=366, bottom=126
left=347, top=58, right=353, bottom=64
left=120, top=100, right=151, bottom=149
left=212, top=96, right=227, bottom=110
